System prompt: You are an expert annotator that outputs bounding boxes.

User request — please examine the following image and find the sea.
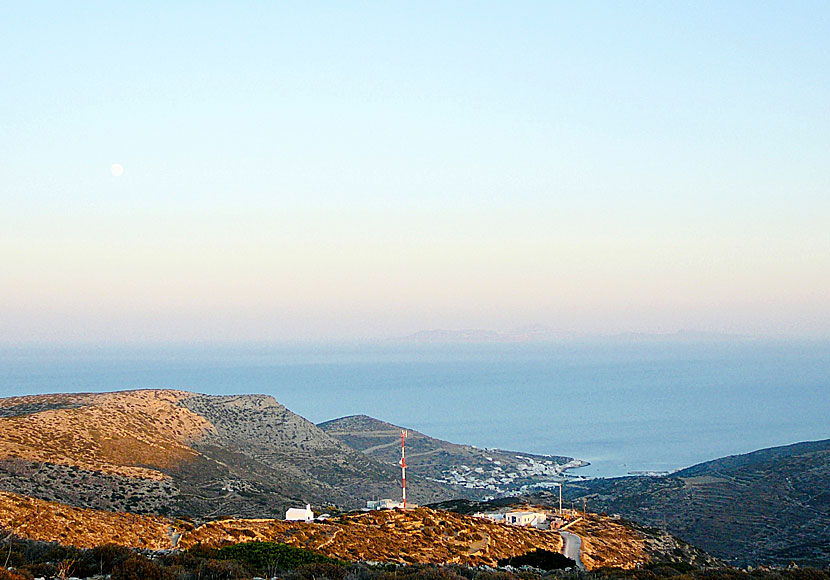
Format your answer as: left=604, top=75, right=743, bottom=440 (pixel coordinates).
left=1, top=339, right=828, bottom=478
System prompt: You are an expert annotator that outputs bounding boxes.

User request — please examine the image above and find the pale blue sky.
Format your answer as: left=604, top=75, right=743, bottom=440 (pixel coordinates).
left=2, top=2, right=829, bottom=342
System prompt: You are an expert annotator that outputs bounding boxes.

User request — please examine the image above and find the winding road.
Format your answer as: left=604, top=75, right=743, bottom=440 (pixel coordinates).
left=560, top=531, right=586, bottom=570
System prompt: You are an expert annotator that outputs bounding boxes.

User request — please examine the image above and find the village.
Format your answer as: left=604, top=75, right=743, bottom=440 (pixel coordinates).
left=428, top=455, right=589, bottom=496
left=283, top=430, right=585, bottom=537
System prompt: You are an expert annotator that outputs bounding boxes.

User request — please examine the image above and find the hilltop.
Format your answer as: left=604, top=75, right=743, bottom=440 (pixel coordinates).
left=319, top=414, right=579, bottom=496
left=0, top=390, right=454, bottom=518
left=557, top=438, right=830, bottom=566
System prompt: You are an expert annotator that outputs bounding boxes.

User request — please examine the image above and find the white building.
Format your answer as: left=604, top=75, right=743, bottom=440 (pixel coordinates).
left=367, top=498, right=404, bottom=510
left=285, top=504, right=314, bottom=522
left=504, top=510, right=547, bottom=527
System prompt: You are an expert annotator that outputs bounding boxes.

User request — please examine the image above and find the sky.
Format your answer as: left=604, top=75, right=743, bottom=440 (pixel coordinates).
left=1, top=2, right=829, bottom=343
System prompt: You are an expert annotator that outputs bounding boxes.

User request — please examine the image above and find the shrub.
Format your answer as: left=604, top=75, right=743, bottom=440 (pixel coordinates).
left=112, top=554, right=170, bottom=580
left=289, top=562, right=350, bottom=580
left=215, top=541, right=345, bottom=574
left=82, top=543, right=134, bottom=575
left=196, top=558, right=249, bottom=580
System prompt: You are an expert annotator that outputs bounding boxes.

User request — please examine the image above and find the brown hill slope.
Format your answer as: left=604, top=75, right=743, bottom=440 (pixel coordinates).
left=0, top=491, right=176, bottom=549
left=180, top=507, right=564, bottom=566
left=0, top=390, right=453, bottom=519
left=567, top=514, right=721, bottom=570
left=319, top=415, right=576, bottom=496
left=1, top=490, right=714, bottom=570
left=561, top=439, right=830, bottom=567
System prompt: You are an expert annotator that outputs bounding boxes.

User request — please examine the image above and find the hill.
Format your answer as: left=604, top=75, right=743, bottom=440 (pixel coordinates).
left=0, top=390, right=453, bottom=519
left=319, top=414, right=580, bottom=496
left=0, top=490, right=713, bottom=570
left=558, top=438, right=830, bottom=566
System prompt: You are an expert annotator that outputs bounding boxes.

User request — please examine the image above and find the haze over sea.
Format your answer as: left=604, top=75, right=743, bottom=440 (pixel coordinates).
left=2, top=339, right=827, bottom=478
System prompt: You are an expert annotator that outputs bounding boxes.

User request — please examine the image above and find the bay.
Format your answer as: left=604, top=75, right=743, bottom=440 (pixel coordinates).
left=1, top=339, right=827, bottom=478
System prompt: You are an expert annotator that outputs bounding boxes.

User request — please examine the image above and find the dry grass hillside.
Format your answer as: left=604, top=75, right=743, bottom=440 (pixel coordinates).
left=180, top=507, right=564, bottom=566
left=0, top=492, right=564, bottom=566
left=0, top=390, right=209, bottom=479
left=0, top=490, right=717, bottom=570
left=0, top=491, right=176, bottom=549
left=567, top=515, right=720, bottom=570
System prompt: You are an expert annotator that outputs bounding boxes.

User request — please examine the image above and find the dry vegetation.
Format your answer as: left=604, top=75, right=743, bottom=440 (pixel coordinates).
left=0, top=390, right=210, bottom=479
left=179, top=507, right=563, bottom=566
left=568, top=515, right=650, bottom=570
left=0, top=491, right=177, bottom=549
left=567, top=514, right=720, bottom=570
left=1, top=493, right=565, bottom=567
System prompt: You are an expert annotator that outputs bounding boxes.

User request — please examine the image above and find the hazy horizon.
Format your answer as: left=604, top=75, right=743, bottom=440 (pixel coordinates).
left=3, top=3, right=829, bottom=343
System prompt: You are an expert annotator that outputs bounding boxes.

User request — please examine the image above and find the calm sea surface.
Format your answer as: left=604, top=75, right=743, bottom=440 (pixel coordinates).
left=1, top=340, right=827, bottom=477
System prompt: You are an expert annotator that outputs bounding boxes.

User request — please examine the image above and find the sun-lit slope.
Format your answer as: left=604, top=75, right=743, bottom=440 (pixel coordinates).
left=0, top=490, right=714, bottom=570
left=0, top=492, right=564, bottom=567
left=567, top=514, right=721, bottom=570
left=179, top=506, right=563, bottom=566
left=0, top=390, right=209, bottom=479
left=0, top=491, right=176, bottom=549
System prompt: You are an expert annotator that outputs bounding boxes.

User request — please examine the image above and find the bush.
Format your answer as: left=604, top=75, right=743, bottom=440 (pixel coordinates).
left=112, top=554, right=170, bottom=580
left=196, top=558, right=250, bottom=580
left=289, top=562, right=350, bottom=580
left=214, top=541, right=345, bottom=574
left=497, top=549, right=576, bottom=571
left=80, top=543, right=134, bottom=576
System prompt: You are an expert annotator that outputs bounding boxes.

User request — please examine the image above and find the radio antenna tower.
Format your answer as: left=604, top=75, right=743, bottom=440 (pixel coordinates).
left=400, top=429, right=408, bottom=508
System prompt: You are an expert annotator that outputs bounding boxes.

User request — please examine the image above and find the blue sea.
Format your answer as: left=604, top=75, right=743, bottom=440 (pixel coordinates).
left=1, top=339, right=828, bottom=478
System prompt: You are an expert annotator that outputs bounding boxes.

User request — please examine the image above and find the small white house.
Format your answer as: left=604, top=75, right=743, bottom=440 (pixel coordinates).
left=504, top=510, right=547, bottom=527
left=285, top=504, right=314, bottom=522
left=367, top=498, right=404, bottom=510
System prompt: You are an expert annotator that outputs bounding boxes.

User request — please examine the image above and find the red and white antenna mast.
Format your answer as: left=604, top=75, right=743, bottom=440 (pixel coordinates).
left=400, top=429, right=408, bottom=508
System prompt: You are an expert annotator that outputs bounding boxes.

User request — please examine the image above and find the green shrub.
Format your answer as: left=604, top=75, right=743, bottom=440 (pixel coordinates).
left=214, top=541, right=345, bottom=574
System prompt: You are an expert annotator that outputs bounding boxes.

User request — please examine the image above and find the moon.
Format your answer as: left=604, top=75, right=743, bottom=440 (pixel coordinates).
left=111, top=163, right=124, bottom=177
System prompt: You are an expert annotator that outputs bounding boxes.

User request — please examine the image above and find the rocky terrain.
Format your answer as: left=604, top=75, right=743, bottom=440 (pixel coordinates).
left=431, top=500, right=719, bottom=570
left=319, top=415, right=580, bottom=496
left=0, top=390, right=453, bottom=519
left=567, top=514, right=721, bottom=570
left=558, top=438, right=830, bottom=567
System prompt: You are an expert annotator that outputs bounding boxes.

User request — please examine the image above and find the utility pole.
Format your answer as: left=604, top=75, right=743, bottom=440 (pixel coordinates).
left=400, top=430, right=407, bottom=509
left=559, top=482, right=563, bottom=515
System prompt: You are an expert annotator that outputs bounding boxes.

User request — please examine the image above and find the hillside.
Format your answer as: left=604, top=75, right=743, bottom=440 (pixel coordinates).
left=319, top=414, right=579, bottom=496
left=431, top=499, right=719, bottom=570
left=0, top=491, right=564, bottom=566
left=179, top=506, right=565, bottom=567
left=559, top=438, right=830, bottom=567
left=0, top=490, right=708, bottom=570
left=567, top=514, right=721, bottom=569
left=0, top=491, right=178, bottom=549
left=0, top=390, right=453, bottom=519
